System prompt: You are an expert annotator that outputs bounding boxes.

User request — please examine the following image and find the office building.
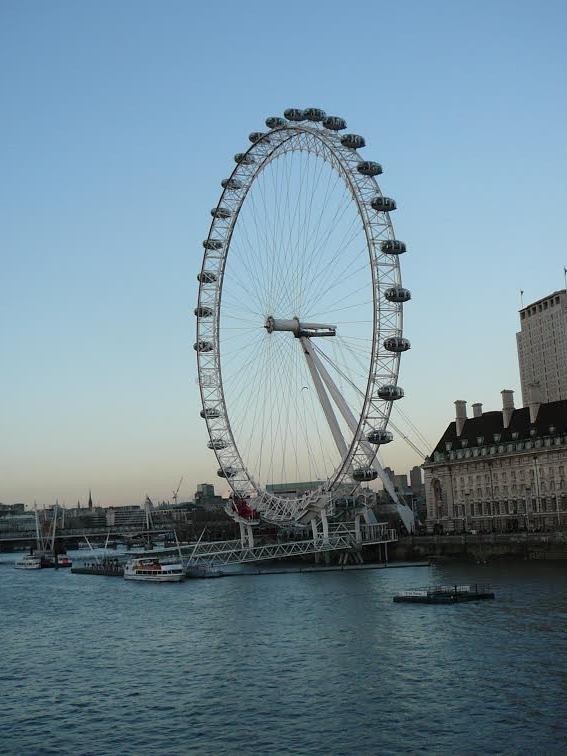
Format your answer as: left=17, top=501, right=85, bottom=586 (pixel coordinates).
left=517, top=289, right=567, bottom=405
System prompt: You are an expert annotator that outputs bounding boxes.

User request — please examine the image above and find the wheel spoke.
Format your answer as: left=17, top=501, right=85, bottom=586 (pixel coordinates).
left=195, top=112, right=410, bottom=528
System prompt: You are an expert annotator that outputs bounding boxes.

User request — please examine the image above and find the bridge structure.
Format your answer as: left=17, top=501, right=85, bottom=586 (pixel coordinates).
left=120, top=521, right=397, bottom=568
left=1, top=508, right=398, bottom=569
left=0, top=524, right=162, bottom=545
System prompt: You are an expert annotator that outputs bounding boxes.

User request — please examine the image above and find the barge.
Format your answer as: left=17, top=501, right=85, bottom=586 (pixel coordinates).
left=394, top=584, right=495, bottom=604
left=71, top=558, right=124, bottom=577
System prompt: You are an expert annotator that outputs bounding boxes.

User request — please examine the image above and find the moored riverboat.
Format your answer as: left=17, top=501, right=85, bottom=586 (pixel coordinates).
left=394, top=584, right=495, bottom=604
left=14, top=554, right=42, bottom=570
left=124, top=558, right=184, bottom=582
left=71, top=557, right=124, bottom=576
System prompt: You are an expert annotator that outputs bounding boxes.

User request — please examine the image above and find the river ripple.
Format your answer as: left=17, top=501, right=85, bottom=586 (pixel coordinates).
left=1, top=555, right=566, bottom=755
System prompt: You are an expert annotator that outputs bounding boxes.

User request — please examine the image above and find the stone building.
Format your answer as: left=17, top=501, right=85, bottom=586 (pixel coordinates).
left=517, top=288, right=567, bottom=405
left=423, top=391, right=567, bottom=533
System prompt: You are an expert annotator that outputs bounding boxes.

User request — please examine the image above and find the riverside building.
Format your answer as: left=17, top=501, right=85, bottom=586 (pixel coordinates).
left=517, top=289, right=567, bottom=405
left=423, top=391, right=567, bottom=533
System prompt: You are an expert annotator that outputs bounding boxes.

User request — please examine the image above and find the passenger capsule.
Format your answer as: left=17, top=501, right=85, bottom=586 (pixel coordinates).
left=203, top=239, right=223, bottom=250
left=197, top=271, right=217, bottom=284
left=194, top=340, right=214, bottom=353
left=234, top=152, right=255, bottom=165
left=194, top=306, right=213, bottom=318
left=221, top=178, right=242, bottom=190
left=217, top=466, right=237, bottom=479
left=384, top=286, right=411, bottom=303
left=367, top=429, right=394, bottom=445
left=211, top=207, right=232, bottom=219
left=249, top=131, right=268, bottom=143
left=353, top=467, right=378, bottom=482
left=284, top=108, right=305, bottom=121
left=200, top=407, right=220, bottom=419
left=265, top=116, right=286, bottom=128
left=383, top=337, right=411, bottom=353
left=357, top=161, right=382, bottom=177
left=303, top=107, right=326, bottom=122
left=341, top=134, right=366, bottom=149
left=371, top=196, right=397, bottom=212
left=381, top=240, right=407, bottom=255
left=377, top=384, right=405, bottom=401
left=208, top=438, right=228, bottom=450
left=323, top=116, right=347, bottom=130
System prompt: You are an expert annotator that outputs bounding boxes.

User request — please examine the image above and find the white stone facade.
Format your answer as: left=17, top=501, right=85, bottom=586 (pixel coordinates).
left=424, top=420, right=567, bottom=533
left=423, top=392, right=567, bottom=533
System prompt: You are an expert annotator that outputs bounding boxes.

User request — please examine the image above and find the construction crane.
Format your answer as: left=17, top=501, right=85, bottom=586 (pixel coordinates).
left=172, top=476, right=183, bottom=506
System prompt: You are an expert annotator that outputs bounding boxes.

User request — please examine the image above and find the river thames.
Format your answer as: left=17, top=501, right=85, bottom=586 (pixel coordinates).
left=1, top=555, right=566, bottom=755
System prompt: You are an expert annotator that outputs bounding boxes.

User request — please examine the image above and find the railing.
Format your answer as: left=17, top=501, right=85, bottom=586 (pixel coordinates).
left=123, top=523, right=398, bottom=567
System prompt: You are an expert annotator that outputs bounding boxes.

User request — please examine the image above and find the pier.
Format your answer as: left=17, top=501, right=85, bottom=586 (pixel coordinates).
left=69, top=523, right=398, bottom=576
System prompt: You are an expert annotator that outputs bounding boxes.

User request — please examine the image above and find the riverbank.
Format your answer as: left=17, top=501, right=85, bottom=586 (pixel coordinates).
left=392, top=531, right=567, bottom=563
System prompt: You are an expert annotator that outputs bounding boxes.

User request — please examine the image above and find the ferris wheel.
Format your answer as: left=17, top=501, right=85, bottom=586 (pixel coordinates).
left=195, top=108, right=414, bottom=532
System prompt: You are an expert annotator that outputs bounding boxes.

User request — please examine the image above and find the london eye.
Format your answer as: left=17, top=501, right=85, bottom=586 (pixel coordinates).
left=195, top=108, right=414, bottom=533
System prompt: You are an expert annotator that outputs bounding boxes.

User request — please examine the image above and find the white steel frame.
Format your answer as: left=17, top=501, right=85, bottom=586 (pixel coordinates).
left=128, top=523, right=398, bottom=567
left=196, top=114, right=413, bottom=530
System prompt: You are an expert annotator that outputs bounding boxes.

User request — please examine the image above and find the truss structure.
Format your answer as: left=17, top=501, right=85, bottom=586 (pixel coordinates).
left=196, top=108, right=415, bottom=532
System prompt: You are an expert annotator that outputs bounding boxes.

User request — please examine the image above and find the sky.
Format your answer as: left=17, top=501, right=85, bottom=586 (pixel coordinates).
left=1, top=0, right=566, bottom=508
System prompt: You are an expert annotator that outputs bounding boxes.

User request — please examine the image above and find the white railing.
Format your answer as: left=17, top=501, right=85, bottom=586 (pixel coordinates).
left=126, top=523, right=398, bottom=567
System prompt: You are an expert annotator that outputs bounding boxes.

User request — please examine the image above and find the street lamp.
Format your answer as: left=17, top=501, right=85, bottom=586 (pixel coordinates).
left=464, top=492, right=470, bottom=533
left=524, top=486, right=531, bottom=532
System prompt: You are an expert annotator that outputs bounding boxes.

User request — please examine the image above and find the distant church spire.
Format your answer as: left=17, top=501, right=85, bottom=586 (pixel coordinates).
left=88, top=490, right=93, bottom=509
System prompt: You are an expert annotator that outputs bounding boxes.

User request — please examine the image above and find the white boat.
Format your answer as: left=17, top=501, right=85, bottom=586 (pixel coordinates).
left=124, top=558, right=184, bottom=582
left=14, top=555, right=41, bottom=570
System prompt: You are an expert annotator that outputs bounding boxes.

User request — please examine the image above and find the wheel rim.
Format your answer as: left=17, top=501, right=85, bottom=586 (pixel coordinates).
left=196, top=115, right=407, bottom=524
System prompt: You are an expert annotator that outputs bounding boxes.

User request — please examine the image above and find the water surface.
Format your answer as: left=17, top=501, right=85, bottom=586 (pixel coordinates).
left=1, top=555, right=566, bottom=754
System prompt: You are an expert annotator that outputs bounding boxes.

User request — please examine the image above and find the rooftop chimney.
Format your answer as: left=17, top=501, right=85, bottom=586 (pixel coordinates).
left=455, top=400, right=467, bottom=437
left=527, top=382, right=541, bottom=425
left=472, top=402, right=483, bottom=418
left=501, top=390, right=515, bottom=429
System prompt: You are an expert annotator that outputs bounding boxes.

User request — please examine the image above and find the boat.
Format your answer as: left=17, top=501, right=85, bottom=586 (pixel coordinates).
left=393, top=584, right=495, bottom=604
left=14, top=554, right=42, bottom=570
left=36, top=551, right=56, bottom=568
left=124, top=558, right=184, bottom=582
left=71, top=557, right=124, bottom=577
left=56, top=554, right=72, bottom=568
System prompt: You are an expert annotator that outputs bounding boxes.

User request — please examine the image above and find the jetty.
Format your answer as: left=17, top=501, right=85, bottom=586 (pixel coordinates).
left=71, top=558, right=124, bottom=577
left=393, top=583, right=495, bottom=604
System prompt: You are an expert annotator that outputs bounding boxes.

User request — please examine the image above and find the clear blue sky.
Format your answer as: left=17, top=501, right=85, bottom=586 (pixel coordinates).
left=1, top=0, right=566, bottom=507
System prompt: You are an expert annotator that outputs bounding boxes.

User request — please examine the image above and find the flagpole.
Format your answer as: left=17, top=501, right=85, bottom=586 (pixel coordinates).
left=520, top=289, right=524, bottom=308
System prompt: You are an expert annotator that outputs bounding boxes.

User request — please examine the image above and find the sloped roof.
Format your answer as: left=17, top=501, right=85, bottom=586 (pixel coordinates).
left=432, top=400, right=567, bottom=454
